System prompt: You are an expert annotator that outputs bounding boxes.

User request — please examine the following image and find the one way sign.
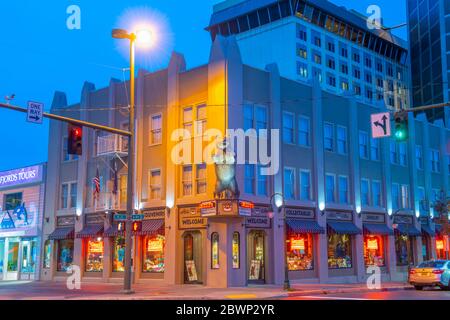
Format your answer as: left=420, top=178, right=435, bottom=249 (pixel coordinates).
left=371, top=112, right=391, bottom=138
left=27, top=101, right=44, bottom=124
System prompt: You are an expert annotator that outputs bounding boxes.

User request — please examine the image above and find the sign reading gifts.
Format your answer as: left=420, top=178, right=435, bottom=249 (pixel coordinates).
left=0, top=165, right=43, bottom=189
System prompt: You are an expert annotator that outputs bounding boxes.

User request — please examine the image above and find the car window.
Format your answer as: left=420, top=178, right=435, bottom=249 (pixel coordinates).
left=418, top=261, right=446, bottom=268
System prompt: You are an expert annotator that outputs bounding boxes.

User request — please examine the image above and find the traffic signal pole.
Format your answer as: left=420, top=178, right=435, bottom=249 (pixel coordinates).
left=395, top=102, right=450, bottom=116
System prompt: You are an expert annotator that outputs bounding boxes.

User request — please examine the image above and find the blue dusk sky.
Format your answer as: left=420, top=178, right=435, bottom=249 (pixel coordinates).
left=0, top=0, right=407, bottom=171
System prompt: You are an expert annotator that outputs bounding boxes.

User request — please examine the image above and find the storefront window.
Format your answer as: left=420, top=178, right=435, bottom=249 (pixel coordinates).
left=328, top=234, right=352, bottom=269
left=43, top=240, right=51, bottom=269
left=364, top=235, right=385, bottom=267
left=113, top=236, right=126, bottom=272
left=287, top=233, right=314, bottom=271
left=57, top=239, right=74, bottom=272
left=436, top=238, right=445, bottom=259
left=142, top=235, right=165, bottom=273
left=211, top=232, right=219, bottom=269
left=0, top=239, right=4, bottom=273
left=395, top=234, right=414, bottom=266
left=85, top=238, right=104, bottom=272
left=7, top=241, right=19, bottom=271
left=232, top=232, right=240, bottom=269
left=21, top=239, right=37, bottom=273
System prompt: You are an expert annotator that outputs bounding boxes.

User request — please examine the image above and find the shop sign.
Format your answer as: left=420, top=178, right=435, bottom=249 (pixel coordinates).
left=85, top=213, right=105, bottom=225
left=285, top=208, right=315, bottom=219
left=436, top=240, right=444, bottom=250
left=326, top=211, right=352, bottom=221
left=238, top=201, right=254, bottom=217
left=0, top=203, right=38, bottom=235
left=179, top=206, right=207, bottom=229
left=185, top=260, right=198, bottom=282
left=218, top=200, right=238, bottom=216
left=291, top=238, right=305, bottom=250
left=147, top=238, right=164, bottom=252
left=246, top=205, right=271, bottom=228
left=362, top=213, right=385, bottom=223
left=57, top=215, right=75, bottom=227
left=200, top=201, right=217, bottom=217
left=142, top=208, right=166, bottom=220
left=393, top=215, right=413, bottom=225
left=0, top=165, right=43, bottom=189
left=88, top=240, right=103, bottom=253
left=366, top=238, right=379, bottom=250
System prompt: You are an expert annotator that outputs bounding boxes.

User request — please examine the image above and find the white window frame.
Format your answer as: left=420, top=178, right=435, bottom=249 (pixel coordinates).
left=324, top=122, right=334, bottom=152
left=336, top=125, right=347, bottom=155
left=182, top=165, right=193, bottom=197
left=195, top=104, right=207, bottom=137
left=371, top=180, right=382, bottom=207
left=148, top=168, right=162, bottom=200
left=401, top=184, right=410, bottom=209
left=282, top=112, right=295, bottom=145
left=358, top=131, right=369, bottom=159
left=61, top=181, right=77, bottom=209
left=360, top=178, right=371, bottom=207
left=149, top=113, right=163, bottom=146
left=182, top=106, right=194, bottom=138
left=298, top=116, right=311, bottom=147
left=284, top=167, right=296, bottom=200
left=196, top=163, right=207, bottom=195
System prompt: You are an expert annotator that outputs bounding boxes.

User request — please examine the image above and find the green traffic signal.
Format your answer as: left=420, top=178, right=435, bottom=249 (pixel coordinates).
left=394, top=114, right=408, bottom=141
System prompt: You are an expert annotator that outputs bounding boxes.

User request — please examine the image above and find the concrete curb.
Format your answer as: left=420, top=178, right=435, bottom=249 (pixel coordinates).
left=285, top=285, right=414, bottom=298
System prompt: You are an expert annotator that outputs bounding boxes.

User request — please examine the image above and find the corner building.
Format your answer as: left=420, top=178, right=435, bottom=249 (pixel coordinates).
left=42, top=34, right=450, bottom=287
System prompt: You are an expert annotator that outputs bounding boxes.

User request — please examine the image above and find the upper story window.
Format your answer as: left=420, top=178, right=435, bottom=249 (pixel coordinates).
left=182, top=165, right=193, bottom=196
left=364, top=55, right=372, bottom=68
left=149, top=114, right=162, bottom=145
left=361, top=179, right=370, bottom=206
left=340, top=62, right=349, bottom=75
left=325, top=174, right=336, bottom=203
left=312, top=31, right=321, bottom=47
left=340, top=44, right=348, bottom=58
left=298, top=116, right=310, bottom=147
left=337, top=126, right=347, bottom=154
left=284, top=168, right=296, bottom=200
left=401, top=185, right=410, bottom=209
left=244, top=105, right=253, bottom=131
left=257, top=165, right=268, bottom=196
left=313, top=51, right=322, bottom=64
left=372, top=181, right=382, bottom=207
left=296, top=61, right=308, bottom=78
left=326, top=56, right=335, bottom=70
left=352, top=49, right=360, bottom=63
left=296, top=43, right=308, bottom=59
left=183, top=107, right=193, bottom=136
left=370, top=138, right=380, bottom=161
left=4, top=192, right=22, bottom=210
left=324, top=123, right=334, bottom=152
left=195, top=104, right=207, bottom=136
left=149, top=169, right=161, bottom=199
left=430, top=149, right=440, bottom=173
left=296, top=24, right=307, bottom=41
left=62, top=137, right=79, bottom=162
left=283, top=112, right=295, bottom=144
left=61, top=182, right=77, bottom=209
left=415, top=145, right=423, bottom=170
left=391, top=183, right=400, bottom=210
left=326, top=73, right=336, bottom=87
left=399, top=142, right=407, bottom=166
left=300, top=170, right=312, bottom=201
left=338, top=176, right=349, bottom=204
left=359, top=131, right=369, bottom=159
left=244, top=164, right=255, bottom=194
left=386, top=63, right=394, bottom=77
left=390, top=141, right=398, bottom=164
left=327, top=39, right=335, bottom=53
left=196, top=163, right=207, bottom=194
left=375, top=59, right=383, bottom=73
left=353, top=67, right=361, bottom=79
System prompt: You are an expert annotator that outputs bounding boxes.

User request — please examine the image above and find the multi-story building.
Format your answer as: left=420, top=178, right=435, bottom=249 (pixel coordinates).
left=407, top=0, right=450, bottom=124
left=0, top=164, right=46, bottom=281
left=41, top=34, right=449, bottom=287
left=207, top=0, right=410, bottom=111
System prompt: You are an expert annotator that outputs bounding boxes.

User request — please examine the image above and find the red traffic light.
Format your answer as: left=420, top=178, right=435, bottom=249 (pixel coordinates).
left=68, top=124, right=83, bottom=155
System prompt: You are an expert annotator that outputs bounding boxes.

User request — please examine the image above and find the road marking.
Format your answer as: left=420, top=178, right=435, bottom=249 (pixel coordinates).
left=299, top=295, right=369, bottom=300
left=225, top=294, right=258, bottom=299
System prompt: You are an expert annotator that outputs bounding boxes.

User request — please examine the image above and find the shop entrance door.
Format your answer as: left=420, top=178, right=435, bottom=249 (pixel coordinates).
left=5, top=238, right=19, bottom=281
left=247, top=230, right=266, bottom=284
left=20, top=239, right=37, bottom=280
left=183, top=232, right=202, bottom=284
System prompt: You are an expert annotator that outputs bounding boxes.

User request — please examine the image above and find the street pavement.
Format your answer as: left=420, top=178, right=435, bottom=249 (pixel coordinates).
left=0, top=280, right=448, bottom=300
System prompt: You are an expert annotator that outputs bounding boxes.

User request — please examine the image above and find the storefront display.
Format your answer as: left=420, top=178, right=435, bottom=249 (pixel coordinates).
left=113, top=236, right=126, bottom=272
left=395, top=234, right=414, bottom=266
left=328, top=234, right=352, bottom=269
left=232, top=232, right=240, bottom=269
left=142, top=235, right=165, bottom=273
left=436, top=238, right=446, bottom=259
left=363, top=235, right=385, bottom=267
left=21, top=239, right=37, bottom=273
left=287, top=233, right=314, bottom=271
left=85, top=239, right=103, bottom=272
left=43, top=240, right=51, bottom=269
left=211, top=233, right=219, bottom=269
left=57, top=239, right=74, bottom=272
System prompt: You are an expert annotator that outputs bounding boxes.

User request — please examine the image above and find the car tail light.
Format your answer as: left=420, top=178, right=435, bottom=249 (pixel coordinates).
left=409, top=269, right=416, bottom=274
left=432, top=270, right=444, bottom=274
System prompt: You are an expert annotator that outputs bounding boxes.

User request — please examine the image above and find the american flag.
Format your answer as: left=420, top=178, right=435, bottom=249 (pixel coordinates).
left=93, top=168, right=100, bottom=200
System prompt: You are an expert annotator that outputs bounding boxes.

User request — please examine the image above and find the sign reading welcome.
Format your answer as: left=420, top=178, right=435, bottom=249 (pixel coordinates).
left=0, top=165, right=43, bottom=189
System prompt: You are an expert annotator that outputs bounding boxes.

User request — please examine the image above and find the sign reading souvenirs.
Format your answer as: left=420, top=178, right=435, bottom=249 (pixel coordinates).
left=285, top=208, right=315, bottom=219
left=179, top=206, right=207, bottom=229
left=142, top=208, right=165, bottom=220
left=26, top=101, right=44, bottom=124
left=0, top=165, right=43, bottom=189
left=326, top=211, right=352, bottom=221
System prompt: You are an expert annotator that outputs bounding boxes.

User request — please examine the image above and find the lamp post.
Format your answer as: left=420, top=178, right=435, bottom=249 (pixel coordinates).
left=269, top=193, right=290, bottom=290
left=112, top=28, right=152, bottom=294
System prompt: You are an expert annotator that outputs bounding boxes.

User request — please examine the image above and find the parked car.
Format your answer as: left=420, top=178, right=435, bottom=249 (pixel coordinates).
left=409, top=260, right=450, bottom=290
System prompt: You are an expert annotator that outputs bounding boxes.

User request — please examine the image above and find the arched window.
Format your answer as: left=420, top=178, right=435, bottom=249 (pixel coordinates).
left=232, top=232, right=240, bottom=269
left=211, top=232, right=219, bottom=269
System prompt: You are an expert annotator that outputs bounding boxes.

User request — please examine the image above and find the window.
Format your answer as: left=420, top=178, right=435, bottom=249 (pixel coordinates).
left=244, top=105, right=253, bottom=131
left=112, top=236, right=126, bottom=272
left=313, top=68, right=322, bottom=83
left=365, top=56, right=372, bottom=68
left=341, top=79, right=349, bottom=91
left=372, top=181, right=382, bottom=207
left=340, top=63, right=349, bottom=74
left=232, top=232, right=240, bottom=269
left=395, top=234, right=414, bottom=266
left=211, top=233, right=219, bottom=269
left=296, top=24, right=307, bottom=41
left=312, top=31, right=321, bottom=47
left=365, top=87, right=373, bottom=100
left=43, top=240, right=52, bottom=269
left=57, top=239, right=74, bottom=272
left=183, top=107, right=193, bottom=136
left=255, top=106, right=267, bottom=133
left=4, top=192, right=22, bottom=210
left=284, top=168, right=296, bottom=200
left=283, top=112, right=295, bottom=144
left=353, top=83, right=361, bottom=96
left=390, top=141, right=398, bottom=164
left=370, top=138, right=380, bottom=161
left=364, top=235, right=385, bottom=267
left=352, top=50, right=360, bottom=63
left=85, top=239, right=103, bottom=272
left=149, top=169, right=161, bottom=199
left=399, top=143, right=407, bottom=166
left=61, top=183, right=76, bottom=209
left=245, top=164, right=255, bottom=194
left=365, top=72, right=372, bottom=84
left=182, top=165, right=193, bottom=196
left=338, top=176, right=349, bottom=204
left=287, top=233, right=314, bottom=271
left=328, top=234, right=352, bottom=269
left=296, top=44, right=307, bottom=59
left=149, top=114, right=162, bottom=144
left=298, top=116, right=310, bottom=147
left=296, top=61, right=308, bottom=78
left=196, top=164, right=207, bottom=194
left=196, top=105, right=207, bottom=136
left=327, top=40, right=335, bottom=52
left=340, top=45, right=348, bottom=58
left=326, top=174, right=336, bottom=203
left=359, top=131, right=369, bottom=159
left=353, top=67, right=361, bottom=79
left=391, top=183, right=400, bottom=210
left=401, top=185, right=410, bottom=209
left=143, top=234, right=165, bottom=273
left=257, top=165, right=268, bottom=196
left=313, top=52, right=322, bottom=64
left=337, top=126, right=347, bottom=154
left=430, top=149, right=440, bottom=173
left=361, top=179, right=370, bottom=206
left=327, top=56, right=336, bottom=69
left=376, top=78, right=383, bottom=88
left=324, top=123, right=334, bottom=152
left=327, top=74, right=336, bottom=87
left=300, top=170, right=311, bottom=201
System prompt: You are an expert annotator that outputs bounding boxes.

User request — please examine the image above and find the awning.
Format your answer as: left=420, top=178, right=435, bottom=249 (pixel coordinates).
left=394, top=224, right=421, bottom=236
left=103, top=223, right=124, bottom=238
left=76, top=224, right=104, bottom=239
left=363, top=223, right=394, bottom=236
left=327, top=221, right=362, bottom=235
left=286, top=219, right=325, bottom=234
left=421, top=224, right=436, bottom=237
left=135, top=219, right=165, bottom=236
left=48, top=227, right=75, bottom=240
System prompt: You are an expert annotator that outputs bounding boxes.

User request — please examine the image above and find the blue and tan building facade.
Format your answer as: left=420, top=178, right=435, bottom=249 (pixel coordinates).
left=40, top=0, right=450, bottom=287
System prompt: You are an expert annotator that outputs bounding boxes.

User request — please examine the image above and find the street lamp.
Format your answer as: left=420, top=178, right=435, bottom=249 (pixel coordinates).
left=269, top=193, right=290, bottom=290
left=112, top=27, right=153, bottom=294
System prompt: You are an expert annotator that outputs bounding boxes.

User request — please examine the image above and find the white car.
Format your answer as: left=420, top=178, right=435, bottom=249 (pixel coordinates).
left=409, top=260, right=450, bottom=290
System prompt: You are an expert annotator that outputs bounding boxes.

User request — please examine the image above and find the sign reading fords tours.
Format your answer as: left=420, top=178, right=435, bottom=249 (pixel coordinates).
left=0, top=165, right=43, bottom=189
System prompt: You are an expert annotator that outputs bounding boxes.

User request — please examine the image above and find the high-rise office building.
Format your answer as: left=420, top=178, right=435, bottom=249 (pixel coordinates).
left=407, top=0, right=450, bottom=124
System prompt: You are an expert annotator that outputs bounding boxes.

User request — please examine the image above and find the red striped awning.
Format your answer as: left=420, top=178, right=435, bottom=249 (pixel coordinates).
left=286, top=219, right=325, bottom=234
left=135, top=219, right=165, bottom=236
left=76, top=224, right=104, bottom=239
left=48, top=227, right=75, bottom=240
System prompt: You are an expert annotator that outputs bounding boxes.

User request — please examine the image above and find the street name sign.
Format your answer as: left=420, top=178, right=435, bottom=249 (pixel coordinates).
left=371, top=112, right=391, bottom=138
left=26, top=101, right=44, bottom=124
left=132, top=214, right=144, bottom=221
left=113, top=214, right=127, bottom=221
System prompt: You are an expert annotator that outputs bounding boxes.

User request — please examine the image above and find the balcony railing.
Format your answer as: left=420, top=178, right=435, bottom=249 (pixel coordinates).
left=93, top=192, right=125, bottom=212
left=97, top=134, right=128, bottom=156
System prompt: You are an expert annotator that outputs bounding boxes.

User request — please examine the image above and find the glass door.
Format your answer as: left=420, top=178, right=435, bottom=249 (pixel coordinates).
left=248, top=230, right=265, bottom=283
left=184, top=232, right=202, bottom=284
left=6, top=240, right=19, bottom=280
left=21, top=239, right=37, bottom=275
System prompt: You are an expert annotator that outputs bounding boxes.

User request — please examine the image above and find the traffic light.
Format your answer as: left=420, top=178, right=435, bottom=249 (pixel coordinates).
left=68, top=124, right=83, bottom=155
left=394, top=112, right=408, bottom=141
left=132, top=221, right=142, bottom=233
left=117, top=222, right=126, bottom=232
